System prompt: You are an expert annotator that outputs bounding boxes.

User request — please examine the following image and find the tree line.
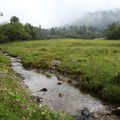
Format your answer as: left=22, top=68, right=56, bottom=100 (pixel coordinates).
left=0, top=16, right=37, bottom=43
left=0, top=16, right=120, bottom=43
left=106, top=22, right=120, bottom=39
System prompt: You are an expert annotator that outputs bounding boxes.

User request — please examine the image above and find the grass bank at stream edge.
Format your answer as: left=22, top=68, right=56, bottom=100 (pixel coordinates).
left=0, top=39, right=120, bottom=103
left=0, top=53, right=73, bottom=120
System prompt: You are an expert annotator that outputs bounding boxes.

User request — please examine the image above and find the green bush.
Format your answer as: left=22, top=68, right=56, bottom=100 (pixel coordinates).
left=101, top=85, right=120, bottom=102
left=80, top=79, right=104, bottom=92
left=0, top=33, right=9, bottom=43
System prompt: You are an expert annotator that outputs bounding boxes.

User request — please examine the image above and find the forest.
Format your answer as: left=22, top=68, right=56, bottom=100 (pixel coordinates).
left=1, top=13, right=120, bottom=43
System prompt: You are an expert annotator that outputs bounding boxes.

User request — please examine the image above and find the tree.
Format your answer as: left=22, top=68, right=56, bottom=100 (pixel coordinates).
left=10, top=16, right=20, bottom=24
left=24, top=23, right=36, bottom=39
left=0, top=16, right=33, bottom=42
left=4, top=23, right=32, bottom=40
left=106, top=22, right=120, bottom=40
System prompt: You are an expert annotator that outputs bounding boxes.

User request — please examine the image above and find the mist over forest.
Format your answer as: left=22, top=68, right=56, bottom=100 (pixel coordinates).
left=1, top=9, right=120, bottom=43
left=74, top=9, right=120, bottom=29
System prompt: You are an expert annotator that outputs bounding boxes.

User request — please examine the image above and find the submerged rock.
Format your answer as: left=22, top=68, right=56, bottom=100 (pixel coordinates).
left=40, top=88, right=48, bottom=92
left=57, top=82, right=62, bottom=85
left=81, top=108, right=90, bottom=117
left=73, top=108, right=120, bottom=120
left=71, top=108, right=113, bottom=120
left=72, top=108, right=91, bottom=120
left=58, top=93, right=63, bottom=97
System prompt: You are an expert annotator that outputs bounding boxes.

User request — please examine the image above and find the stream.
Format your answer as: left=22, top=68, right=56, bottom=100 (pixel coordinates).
left=10, top=56, right=109, bottom=116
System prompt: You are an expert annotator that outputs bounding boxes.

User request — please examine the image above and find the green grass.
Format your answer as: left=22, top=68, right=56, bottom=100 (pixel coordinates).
left=0, top=39, right=120, bottom=103
left=0, top=53, right=73, bottom=120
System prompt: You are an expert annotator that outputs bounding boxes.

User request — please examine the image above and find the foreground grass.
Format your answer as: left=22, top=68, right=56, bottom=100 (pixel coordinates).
left=0, top=39, right=120, bottom=103
left=0, top=53, right=73, bottom=120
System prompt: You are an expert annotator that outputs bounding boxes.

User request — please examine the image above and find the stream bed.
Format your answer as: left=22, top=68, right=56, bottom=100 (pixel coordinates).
left=10, top=56, right=109, bottom=115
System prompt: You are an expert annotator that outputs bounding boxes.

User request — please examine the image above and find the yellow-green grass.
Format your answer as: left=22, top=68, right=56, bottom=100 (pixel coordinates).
left=0, top=53, right=73, bottom=120
left=0, top=39, right=120, bottom=103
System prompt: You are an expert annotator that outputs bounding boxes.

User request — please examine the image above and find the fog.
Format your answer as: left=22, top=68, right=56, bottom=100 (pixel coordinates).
left=0, top=0, right=120, bottom=28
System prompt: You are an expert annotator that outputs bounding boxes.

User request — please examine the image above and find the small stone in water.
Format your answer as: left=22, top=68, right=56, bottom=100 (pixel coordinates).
left=36, top=96, right=43, bottom=103
left=58, top=93, right=63, bottom=97
left=57, top=82, right=62, bottom=85
left=81, top=108, right=90, bottom=117
left=40, top=88, right=48, bottom=92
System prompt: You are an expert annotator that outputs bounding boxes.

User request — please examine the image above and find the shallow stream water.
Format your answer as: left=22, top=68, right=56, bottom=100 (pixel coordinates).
left=10, top=57, right=108, bottom=115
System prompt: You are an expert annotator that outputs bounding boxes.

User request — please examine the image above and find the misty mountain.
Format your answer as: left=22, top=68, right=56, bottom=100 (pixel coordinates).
left=74, top=9, right=120, bottom=29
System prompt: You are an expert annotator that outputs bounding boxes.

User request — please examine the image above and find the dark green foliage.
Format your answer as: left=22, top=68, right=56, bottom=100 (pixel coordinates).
left=24, top=23, right=36, bottom=39
left=1, top=15, right=120, bottom=44
left=106, top=22, right=120, bottom=39
left=0, top=33, right=9, bottom=43
left=0, top=16, right=36, bottom=43
left=10, top=16, right=20, bottom=24
left=101, top=85, right=120, bottom=102
left=0, top=16, right=105, bottom=43
left=1, top=23, right=32, bottom=41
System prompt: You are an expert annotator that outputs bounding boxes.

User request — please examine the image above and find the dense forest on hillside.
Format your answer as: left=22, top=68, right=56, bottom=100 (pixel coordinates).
left=1, top=10, right=120, bottom=43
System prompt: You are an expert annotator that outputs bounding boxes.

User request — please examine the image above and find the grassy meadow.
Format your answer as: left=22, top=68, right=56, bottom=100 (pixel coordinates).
left=0, top=53, right=73, bottom=119
left=0, top=39, right=120, bottom=103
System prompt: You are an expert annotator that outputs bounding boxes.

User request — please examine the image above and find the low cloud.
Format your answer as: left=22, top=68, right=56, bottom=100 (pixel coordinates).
left=0, top=0, right=120, bottom=28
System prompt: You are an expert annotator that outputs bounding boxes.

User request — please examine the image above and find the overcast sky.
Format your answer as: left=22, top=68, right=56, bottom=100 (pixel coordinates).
left=0, top=0, right=120, bottom=28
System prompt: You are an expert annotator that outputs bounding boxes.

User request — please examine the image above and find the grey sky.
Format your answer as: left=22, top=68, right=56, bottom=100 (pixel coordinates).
left=0, top=0, right=120, bottom=28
